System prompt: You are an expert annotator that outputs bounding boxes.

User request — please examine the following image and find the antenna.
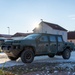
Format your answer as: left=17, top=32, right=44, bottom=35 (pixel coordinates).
left=27, top=30, right=28, bottom=33
left=41, top=19, right=43, bottom=22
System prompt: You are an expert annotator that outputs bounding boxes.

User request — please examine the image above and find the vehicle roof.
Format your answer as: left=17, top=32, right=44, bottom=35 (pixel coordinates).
left=29, top=33, right=62, bottom=36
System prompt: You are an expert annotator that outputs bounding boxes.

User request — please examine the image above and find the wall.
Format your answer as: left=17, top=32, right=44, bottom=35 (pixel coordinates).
left=53, top=30, right=67, bottom=42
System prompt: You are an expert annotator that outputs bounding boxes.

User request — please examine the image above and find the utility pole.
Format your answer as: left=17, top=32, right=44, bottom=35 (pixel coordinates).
left=27, top=30, right=28, bottom=33
left=41, top=19, right=43, bottom=33
left=41, top=19, right=43, bottom=22
left=7, top=27, right=10, bottom=35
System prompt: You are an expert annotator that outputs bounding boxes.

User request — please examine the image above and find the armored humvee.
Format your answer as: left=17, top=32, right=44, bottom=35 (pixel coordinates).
left=1, top=33, right=74, bottom=63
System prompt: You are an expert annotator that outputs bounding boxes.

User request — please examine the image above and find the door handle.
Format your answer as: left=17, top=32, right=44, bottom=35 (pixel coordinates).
left=54, top=44, right=56, bottom=46
left=58, top=45, right=60, bottom=46
left=46, top=44, right=48, bottom=46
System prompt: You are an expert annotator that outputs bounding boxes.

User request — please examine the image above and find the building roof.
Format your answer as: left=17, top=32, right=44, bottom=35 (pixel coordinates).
left=12, top=32, right=32, bottom=37
left=43, top=21, right=67, bottom=31
left=0, top=34, right=12, bottom=38
left=68, top=31, right=75, bottom=39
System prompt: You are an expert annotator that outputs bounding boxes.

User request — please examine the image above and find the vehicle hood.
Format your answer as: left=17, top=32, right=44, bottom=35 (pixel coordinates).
left=1, top=39, right=22, bottom=46
left=1, top=38, right=36, bottom=46
left=20, top=39, right=36, bottom=46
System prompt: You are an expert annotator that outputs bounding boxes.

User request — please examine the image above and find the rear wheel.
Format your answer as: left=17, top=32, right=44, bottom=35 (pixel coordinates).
left=62, top=49, right=71, bottom=59
left=8, top=56, right=18, bottom=61
left=48, top=54, right=55, bottom=58
left=21, top=49, right=34, bottom=63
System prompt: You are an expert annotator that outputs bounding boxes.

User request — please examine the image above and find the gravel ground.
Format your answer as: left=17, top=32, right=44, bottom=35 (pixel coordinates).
left=1, top=62, right=75, bottom=75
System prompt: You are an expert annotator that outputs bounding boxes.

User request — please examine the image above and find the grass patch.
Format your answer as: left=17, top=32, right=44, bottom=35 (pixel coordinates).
left=0, top=62, right=15, bottom=75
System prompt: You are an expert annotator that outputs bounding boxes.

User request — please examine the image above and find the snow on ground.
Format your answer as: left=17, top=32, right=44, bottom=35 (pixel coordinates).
left=0, top=51, right=75, bottom=68
left=0, top=53, right=25, bottom=67
left=34, top=51, right=75, bottom=63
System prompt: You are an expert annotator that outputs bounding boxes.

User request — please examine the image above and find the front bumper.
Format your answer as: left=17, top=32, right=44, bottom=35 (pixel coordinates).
left=1, top=45, right=21, bottom=57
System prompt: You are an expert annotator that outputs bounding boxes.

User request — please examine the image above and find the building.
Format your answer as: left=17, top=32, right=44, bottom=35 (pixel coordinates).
left=33, top=21, right=67, bottom=42
left=0, top=34, right=12, bottom=46
left=12, top=32, right=32, bottom=40
left=68, top=31, right=75, bottom=44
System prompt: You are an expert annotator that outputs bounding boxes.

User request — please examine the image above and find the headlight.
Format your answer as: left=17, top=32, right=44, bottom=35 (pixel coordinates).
left=13, top=45, right=20, bottom=49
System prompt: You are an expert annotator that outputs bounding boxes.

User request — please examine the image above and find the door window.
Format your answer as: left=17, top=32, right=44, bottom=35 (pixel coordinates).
left=57, top=36, right=63, bottom=42
left=49, top=35, right=56, bottom=42
left=40, top=35, right=48, bottom=42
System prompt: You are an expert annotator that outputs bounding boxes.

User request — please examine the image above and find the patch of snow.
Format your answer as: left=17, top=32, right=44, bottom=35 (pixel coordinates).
left=0, top=60, right=25, bottom=67
left=34, top=52, right=75, bottom=63
left=72, top=72, right=75, bottom=75
left=36, top=74, right=40, bottom=75
left=68, top=72, right=71, bottom=75
left=54, top=71, right=58, bottom=73
left=0, top=52, right=75, bottom=68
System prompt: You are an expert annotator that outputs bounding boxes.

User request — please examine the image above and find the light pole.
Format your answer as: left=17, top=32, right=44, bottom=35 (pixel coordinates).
left=7, top=27, right=10, bottom=35
left=41, top=19, right=43, bottom=33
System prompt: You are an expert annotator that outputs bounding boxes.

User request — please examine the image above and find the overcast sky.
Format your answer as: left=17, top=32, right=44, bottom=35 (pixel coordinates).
left=0, top=0, right=75, bottom=35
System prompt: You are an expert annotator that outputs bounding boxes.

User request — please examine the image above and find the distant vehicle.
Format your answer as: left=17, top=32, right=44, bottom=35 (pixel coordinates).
left=1, top=33, right=75, bottom=63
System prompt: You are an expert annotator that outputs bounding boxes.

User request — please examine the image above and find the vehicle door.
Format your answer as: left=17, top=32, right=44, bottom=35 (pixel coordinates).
left=57, top=36, right=64, bottom=52
left=49, top=35, right=57, bottom=53
left=37, top=35, right=49, bottom=54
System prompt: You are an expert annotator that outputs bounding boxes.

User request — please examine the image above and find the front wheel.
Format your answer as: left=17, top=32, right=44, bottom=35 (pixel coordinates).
left=21, top=49, right=34, bottom=63
left=62, top=49, right=71, bottom=59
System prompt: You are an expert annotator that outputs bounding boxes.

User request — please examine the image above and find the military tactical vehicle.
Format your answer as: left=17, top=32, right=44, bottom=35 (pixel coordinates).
left=1, top=33, right=74, bottom=63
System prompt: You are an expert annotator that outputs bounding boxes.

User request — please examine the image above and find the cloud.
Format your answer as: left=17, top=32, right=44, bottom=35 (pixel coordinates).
left=68, top=15, right=75, bottom=20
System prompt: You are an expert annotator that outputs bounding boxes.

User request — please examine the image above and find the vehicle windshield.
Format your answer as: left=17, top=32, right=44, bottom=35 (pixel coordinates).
left=23, top=34, right=40, bottom=39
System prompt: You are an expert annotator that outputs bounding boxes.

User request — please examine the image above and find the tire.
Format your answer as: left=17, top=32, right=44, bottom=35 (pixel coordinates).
left=21, top=49, right=34, bottom=63
left=8, top=56, right=18, bottom=61
left=48, top=54, right=55, bottom=58
left=62, top=49, right=71, bottom=59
